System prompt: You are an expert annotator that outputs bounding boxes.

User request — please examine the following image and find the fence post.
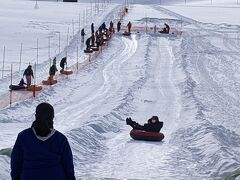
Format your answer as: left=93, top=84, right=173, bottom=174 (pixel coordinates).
left=48, top=36, right=51, bottom=66
left=58, top=32, right=61, bottom=54
left=19, top=43, right=23, bottom=72
left=33, top=63, right=36, bottom=97
left=10, top=64, right=13, bottom=107
left=37, top=39, right=39, bottom=65
left=79, top=13, right=81, bottom=32
left=72, top=19, right=75, bottom=38
left=2, top=46, right=6, bottom=78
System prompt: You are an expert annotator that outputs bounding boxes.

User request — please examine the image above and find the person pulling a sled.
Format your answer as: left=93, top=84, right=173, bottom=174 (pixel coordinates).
left=126, top=116, right=163, bottom=132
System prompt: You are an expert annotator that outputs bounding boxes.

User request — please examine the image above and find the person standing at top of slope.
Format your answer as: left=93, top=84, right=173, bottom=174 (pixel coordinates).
left=11, top=102, right=76, bottom=180
left=126, top=116, right=163, bottom=132
left=23, top=65, right=34, bottom=88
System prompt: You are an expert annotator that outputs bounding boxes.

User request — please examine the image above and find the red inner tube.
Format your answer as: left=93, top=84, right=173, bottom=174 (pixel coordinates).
left=130, top=129, right=164, bottom=141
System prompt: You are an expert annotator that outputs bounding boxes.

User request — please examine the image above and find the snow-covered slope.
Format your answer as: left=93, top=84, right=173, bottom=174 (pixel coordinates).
left=0, top=0, right=240, bottom=179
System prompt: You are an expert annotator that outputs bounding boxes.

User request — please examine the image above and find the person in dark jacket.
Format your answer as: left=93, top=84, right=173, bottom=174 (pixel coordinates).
left=49, top=64, right=57, bottom=81
left=164, top=23, right=170, bottom=33
left=81, top=28, right=86, bottom=42
left=23, top=65, right=34, bottom=88
left=126, top=116, right=163, bottom=132
left=117, top=21, right=121, bottom=32
left=91, top=23, right=94, bottom=34
left=101, top=22, right=106, bottom=30
left=60, top=57, right=67, bottom=71
left=85, top=37, right=91, bottom=50
left=11, top=102, right=76, bottom=180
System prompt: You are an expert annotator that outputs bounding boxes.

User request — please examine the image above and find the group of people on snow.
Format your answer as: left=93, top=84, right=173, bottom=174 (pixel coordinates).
left=20, top=56, right=66, bottom=88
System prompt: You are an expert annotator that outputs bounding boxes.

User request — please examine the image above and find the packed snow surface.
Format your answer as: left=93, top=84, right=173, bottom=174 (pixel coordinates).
left=0, top=0, right=240, bottom=179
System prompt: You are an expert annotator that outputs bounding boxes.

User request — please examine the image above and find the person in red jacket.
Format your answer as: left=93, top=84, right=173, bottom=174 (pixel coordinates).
left=11, top=102, right=76, bottom=180
left=126, top=116, right=163, bottom=132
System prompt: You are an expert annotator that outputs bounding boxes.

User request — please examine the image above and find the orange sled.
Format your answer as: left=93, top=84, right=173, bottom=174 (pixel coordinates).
left=27, top=85, right=43, bottom=91
left=60, top=69, right=73, bottom=75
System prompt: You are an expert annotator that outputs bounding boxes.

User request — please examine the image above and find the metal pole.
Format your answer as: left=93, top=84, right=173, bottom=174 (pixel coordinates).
left=2, top=46, right=5, bottom=78
left=83, top=10, right=85, bottom=28
left=79, top=14, right=81, bottom=32
left=10, top=64, right=13, bottom=107
left=48, top=36, right=51, bottom=66
left=37, top=39, right=39, bottom=65
left=19, top=42, right=22, bottom=72
left=91, top=2, right=93, bottom=23
left=58, top=32, right=61, bottom=54
left=33, top=63, right=36, bottom=97
left=77, top=46, right=79, bottom=70
left=66, top=27, right=69, bottom=59
left=72, top=19, right=74, bottom=38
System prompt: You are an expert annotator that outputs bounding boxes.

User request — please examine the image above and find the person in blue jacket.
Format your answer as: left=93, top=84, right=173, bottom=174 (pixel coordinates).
left=11, top=102, right=76, bottom=180
left=126, top=116, right=163, bottom=132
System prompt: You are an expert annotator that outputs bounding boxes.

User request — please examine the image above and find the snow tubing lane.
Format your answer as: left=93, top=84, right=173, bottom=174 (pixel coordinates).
left=130, top=129, right=164, bottom=141
left=42, top=79, right=57, bottom=85
left=27, top=85, right=43, bottom=91
left=60, top=69, right=73, bottom=75
left=9, top=85, right=26, bottom=90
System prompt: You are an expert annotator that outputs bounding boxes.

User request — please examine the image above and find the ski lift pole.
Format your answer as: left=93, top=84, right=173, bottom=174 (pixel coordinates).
left=10, top=64, right=13, bottom=107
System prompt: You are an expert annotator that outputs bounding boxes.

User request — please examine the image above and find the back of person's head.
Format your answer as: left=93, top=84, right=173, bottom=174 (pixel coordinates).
left=28, top=65, right=32, bottom=69
left=32, top=102, right=54, bottom=137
